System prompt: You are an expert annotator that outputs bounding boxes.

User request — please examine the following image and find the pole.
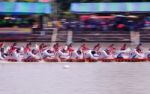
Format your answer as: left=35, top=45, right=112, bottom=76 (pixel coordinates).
left=67, top=31, right=73, bottom=45
left=130, top=31, right=140, bottom=45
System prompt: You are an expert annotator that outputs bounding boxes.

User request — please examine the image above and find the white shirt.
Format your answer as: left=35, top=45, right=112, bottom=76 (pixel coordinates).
left=41, top=49, right=55, bottom=58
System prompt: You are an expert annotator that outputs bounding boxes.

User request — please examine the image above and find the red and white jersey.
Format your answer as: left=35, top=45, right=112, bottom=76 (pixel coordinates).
left=127, top=49, right=143, bottom=59
left=0, top=42, right=4, bottom=49
left=24, top=46, right=31, bottom=54
left=39, top=44, right=48, bottom=53
left=146, top=50, right=150, bottom=58
left=41, top=49, right=55, bottom=58
left=5, top=46, right=10, bottom=53
left=53, top=43, right=60, bottom=52
left=69, top=50, right=81, bottom=59
left=7, top=46, right=17, bottom=54
left=59, top=51, right=70, bottom=59
left=87, top=50, right=99, bottom=60
left=76, top=53, right=84, bottom=59
left=93, top=44, right=101, bottom=52
left=0, top=51, right=4, bottom=60
left=134, top=49, right=145, bottom=59
left=5, top=49, right=23, bottom=61
left=115, top=49, right=127, bottom=59
left=83, top=50, right=92, bottom=59
left=98, top=49, right=110, bottom=59
left=23, top=51, right=40, bottom=60
left=80, top=44, right=89, bottom=52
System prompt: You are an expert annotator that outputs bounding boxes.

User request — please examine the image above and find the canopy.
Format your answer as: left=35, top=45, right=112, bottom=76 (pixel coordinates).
left=0, top=2, right=51, bottom=14
left=71, top=2, right=150, bottom=13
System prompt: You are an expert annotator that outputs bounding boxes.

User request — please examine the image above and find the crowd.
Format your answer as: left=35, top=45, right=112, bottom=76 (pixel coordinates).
left=48, top=15, right=147, bottom=32
left=0, top=42, right=149, bottom=62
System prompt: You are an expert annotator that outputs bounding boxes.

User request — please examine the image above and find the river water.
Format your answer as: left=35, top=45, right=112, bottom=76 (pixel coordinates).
left=0, top=62, right=150, bottom=94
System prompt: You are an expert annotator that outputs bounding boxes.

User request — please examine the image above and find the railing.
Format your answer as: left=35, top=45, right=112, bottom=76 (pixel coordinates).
left=0, top=30, right=149, bottom=43
left=72, top=31, right=131, bottom=42
left=140, top=31, right=150, bottom=42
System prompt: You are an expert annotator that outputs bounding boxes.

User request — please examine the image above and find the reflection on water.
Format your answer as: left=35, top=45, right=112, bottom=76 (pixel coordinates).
left=0, top=63, right=150, bottom=94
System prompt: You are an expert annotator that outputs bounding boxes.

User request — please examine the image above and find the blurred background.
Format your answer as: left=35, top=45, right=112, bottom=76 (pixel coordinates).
left=0, top=0, right=150, bottom=44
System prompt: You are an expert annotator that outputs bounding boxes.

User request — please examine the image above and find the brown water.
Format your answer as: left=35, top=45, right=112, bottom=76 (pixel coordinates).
left=0, top=62, right=150, bottom=94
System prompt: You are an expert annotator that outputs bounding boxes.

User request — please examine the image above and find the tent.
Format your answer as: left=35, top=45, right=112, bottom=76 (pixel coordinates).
left=71, top=2, right=150, bottom=13
left=0, top=2, right=51, bottom=14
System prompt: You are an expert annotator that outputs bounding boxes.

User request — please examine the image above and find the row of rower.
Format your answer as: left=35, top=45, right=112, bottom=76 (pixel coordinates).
left=0, top=43, right=149, bottom=62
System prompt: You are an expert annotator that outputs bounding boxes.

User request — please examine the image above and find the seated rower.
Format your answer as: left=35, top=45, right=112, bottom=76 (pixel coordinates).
left=58, top=49, right=70, bottom=62
left=23, top=49, right=41, bottom=61
left=41, top=49, right=55, bottom=59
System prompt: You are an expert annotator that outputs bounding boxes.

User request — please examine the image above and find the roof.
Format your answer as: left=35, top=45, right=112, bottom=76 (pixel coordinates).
left=71, top=2, right=150, bottom=13
left=0, top=2, right=51, bottom=14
